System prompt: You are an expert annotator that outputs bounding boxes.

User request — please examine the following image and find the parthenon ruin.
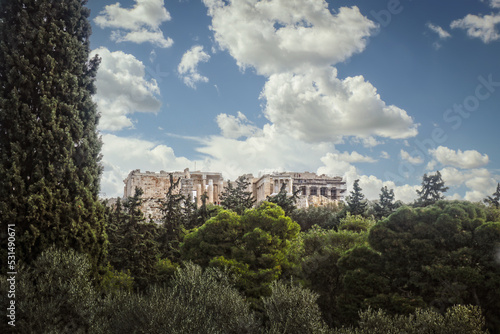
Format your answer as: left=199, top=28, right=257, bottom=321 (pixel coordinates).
left=123, top=168, right=225, bottom=220
left=122, top=168, right=346, bottom=221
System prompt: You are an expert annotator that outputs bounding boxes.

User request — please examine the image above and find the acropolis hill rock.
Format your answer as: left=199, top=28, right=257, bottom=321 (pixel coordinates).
left=122, top=168, right=346, bottom=222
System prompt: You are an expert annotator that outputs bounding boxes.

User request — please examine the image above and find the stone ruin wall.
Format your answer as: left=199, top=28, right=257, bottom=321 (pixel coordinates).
left=250, top=171, right=346, bottom=208
left=123, top=168, right=224, bottom=222
left=122, top=168, right=347, bottom=222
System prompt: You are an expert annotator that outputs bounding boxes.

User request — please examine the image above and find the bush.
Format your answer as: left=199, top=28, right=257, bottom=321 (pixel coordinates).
left=101, top=262, right=259, bottom=334
left=291, top=204, right=343, bottom=231
left=1, top=247, right=101, bottom=334
left=338, top=213, right=375, bottom=233
left=262, top=280, right=329, bottom=334
left=100, top=264, right=134, bottom=295
left=334, top=305, right=488, bottom=334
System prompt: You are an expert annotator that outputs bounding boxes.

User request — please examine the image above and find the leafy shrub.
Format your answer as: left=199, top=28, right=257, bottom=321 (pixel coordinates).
left=262, top=280, right=329, bottom=334
left=2, top=247, right=101, bottom=334
left=291, top=204, right=343, bottom=231
left=338, top=213, right=375, bottom=233
left=334, top=305, right=488, bottom=334
left=101, top=262, right=259, bottom=334
left=100, top=263, right=134, bottom=294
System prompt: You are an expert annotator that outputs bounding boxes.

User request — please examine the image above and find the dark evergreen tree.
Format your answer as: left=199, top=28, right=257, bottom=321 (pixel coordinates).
left=374, top=186, right=398, bottom=219
left=484, top=183, right=500, bottom=208
left=267, top=182, right=300, bottom=216
left=158, top=174, right=195, bottom=260
left=346, top=179, right=367, bottom=216
left=195, top=192, right=220, bottom=226
left=0, top=0, right=106, bottom=272
left=220, top=175, right=256, bottom=215
left=107, top=187, right=160, bottom=290
left=416, top=170, right=449, bottom=207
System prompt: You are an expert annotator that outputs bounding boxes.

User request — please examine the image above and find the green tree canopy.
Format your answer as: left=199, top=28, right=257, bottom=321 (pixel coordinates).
left=262, top=280, right=329, bottom=334
left=220, top=175, right=256, bottom=215
left=0, top=0, right=106, bottom=272
left=0, top=247, right=101, bottom=333
left=106, top=188, right=160, bottom=290
left=415, top=171, right=449, bottom=207
left=299, top=225, right=370, bottom=327
left=291, top=204, right=343, bottom=231
left=374, top=186, right=399, bottom=220
left=100, top=263, right=258, bottom=334
left=346, top=179, right=367, bottom=216
left=342, top=201, right=500, bottom=332
left=181, top=202, right=300, bottom=299
left=266, top=182, right=300, bottom=216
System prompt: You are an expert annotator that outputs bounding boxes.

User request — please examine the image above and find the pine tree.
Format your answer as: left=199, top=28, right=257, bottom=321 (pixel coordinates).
left=220, top=175, right=256, bottom=215
left=416, top=171, right=449, bottom=207
left=346, top=179, right=367, bottom=216
left=158, top=174, right=190, bottom=260
left=484, top=183, right=500, bottom=208
left=0, top=0, right=106, bottom=272
left=267, top=182, right=300, bottom=216
left=374, top=186, right=398, bottom=219
left=107, top=188, right=160, bottom=290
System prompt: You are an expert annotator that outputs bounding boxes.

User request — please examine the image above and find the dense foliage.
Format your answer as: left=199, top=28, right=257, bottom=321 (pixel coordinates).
left=416, top=171, right=449, bottom=207
left=105, top=188, right=160, bottom=290
left=346, top=179, right=367, bottom=216
left=334, top=305, right=488, bottom=334
left=220, top=175, right=256, bottom=215
left=4, top=1, right=499, bottom=333
left=373, top=186, right=400, bottom=219
left=0, top=0, right=106, bottom=272
left=266, top=182, right=300, bottom=216
left=3, top=200, right=499, bottom=333
left=181, top=202, right=301, bottom=299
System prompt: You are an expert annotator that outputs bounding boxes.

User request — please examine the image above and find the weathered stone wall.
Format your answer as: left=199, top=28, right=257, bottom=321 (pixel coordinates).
left=122, top=168, right=346, bottom=221
left=123, top=168, right=224, bottom=222
left=251, top=171, right=346, bottom=208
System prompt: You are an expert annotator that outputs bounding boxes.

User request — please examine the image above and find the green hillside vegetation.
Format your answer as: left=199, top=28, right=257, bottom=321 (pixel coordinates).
left=2, top=1, right=500, bottom=333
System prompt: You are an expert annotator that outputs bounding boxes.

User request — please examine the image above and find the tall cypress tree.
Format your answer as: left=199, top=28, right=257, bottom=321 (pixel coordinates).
left=346, top=179, right=367, bottom=216
left=0, top=0, right=106, bottom=272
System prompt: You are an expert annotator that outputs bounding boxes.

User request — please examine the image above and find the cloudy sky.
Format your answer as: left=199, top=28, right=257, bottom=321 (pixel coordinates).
left=87, top=0, right=500, bottom=203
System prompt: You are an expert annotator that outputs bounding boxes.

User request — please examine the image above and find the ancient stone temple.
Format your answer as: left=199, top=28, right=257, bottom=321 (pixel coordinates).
left=122, top=168, right=346, bottom=221
left=250, top=171, right=346, bottom=208
left=123, top=168, right=224, bottom=221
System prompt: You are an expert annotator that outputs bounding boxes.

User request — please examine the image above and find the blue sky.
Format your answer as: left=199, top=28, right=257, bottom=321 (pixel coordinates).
left=87, top=0, right=500, bottom=202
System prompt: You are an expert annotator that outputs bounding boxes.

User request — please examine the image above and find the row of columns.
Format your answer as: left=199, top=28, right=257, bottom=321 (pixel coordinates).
left=298, top=185, right=339, bottom=198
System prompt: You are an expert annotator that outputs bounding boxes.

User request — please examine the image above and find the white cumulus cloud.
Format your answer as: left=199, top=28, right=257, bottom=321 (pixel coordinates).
left=198, top=124, right=335, bottom=180
left=427, top=22, right=451, bottom=39
left=94, top=0, right=173, bottom=48
left=178, top=45, right=211, bottom=88
left=427, top=167, right=498, bottom=202
left=100, top=134, right=196, bottom=197
left=216, top=112, right=259, bottom=139
left=203, top=0, right=376, bottom=75
left=91, top=47, right=161, bottom=131
left=261, top=69, right=418, bottom=142
left=451, top=12, right=500, bottom=43
left=489, top=0, right=500, bottom=9
left=429, top=146, right=489, bottom=169
left=400, top=149, right=424, bottom=165
left=202, top=0, right=417, bottom=144
left=317, top=153, right=420, bottom=203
